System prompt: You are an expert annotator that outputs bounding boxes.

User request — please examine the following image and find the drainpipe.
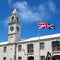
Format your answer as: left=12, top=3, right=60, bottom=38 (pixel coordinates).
left=14, top=43, right=17, bottom=60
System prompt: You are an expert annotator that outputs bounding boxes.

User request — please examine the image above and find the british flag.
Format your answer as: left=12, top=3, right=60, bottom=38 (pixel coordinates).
left=48, top=24, right=55, bottom=30
left=38, top=20, right=55, bottom=30
left=38, top=20, right=49, bottom=29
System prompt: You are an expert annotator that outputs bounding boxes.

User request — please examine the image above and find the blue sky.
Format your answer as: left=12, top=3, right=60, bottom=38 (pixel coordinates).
left=0, top=0, right=60, bottom=42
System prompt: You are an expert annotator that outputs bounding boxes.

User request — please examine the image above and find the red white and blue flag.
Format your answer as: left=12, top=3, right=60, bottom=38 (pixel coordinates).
left=38, top=20, right=55, bottom=30
left=38, top=20, right=48, bottom=29
left=48, top=24, right=55, bottom=30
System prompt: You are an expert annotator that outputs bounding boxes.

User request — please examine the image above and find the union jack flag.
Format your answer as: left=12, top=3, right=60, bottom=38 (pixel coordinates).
left=38, top=20, right=55, bottom=30
left=38, top=20, right=49, bottom=29
left=48, top=24, right=55, bottom=30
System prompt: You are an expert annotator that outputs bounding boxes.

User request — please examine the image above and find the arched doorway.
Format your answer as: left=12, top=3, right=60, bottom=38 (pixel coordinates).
left=52, top=55, right=60, bottom=60
left=28, top=56, right=34, bottom=60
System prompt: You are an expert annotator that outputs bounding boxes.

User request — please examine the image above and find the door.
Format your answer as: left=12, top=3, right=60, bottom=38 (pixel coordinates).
left=28, top=56, right=34, bottom=60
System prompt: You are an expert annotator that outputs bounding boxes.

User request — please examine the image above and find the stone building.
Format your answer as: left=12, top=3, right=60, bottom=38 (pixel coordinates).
left=0, top=8, right=60, bottom=60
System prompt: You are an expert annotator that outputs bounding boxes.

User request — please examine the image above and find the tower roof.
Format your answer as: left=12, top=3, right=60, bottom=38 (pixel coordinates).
left=12, top=8, right=17, bottom=14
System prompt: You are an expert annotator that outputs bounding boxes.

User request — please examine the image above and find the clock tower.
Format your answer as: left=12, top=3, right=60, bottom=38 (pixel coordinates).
left=8, top=8, right=20, bottom=43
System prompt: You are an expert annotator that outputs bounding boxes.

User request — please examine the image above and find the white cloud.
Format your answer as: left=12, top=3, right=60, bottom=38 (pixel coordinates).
left=13, top=1, right=56, bottom=23
left=4, top=0, right=56, bottom=27
left=8, top=0, right=14, bottom=6
left=47, top=0, right=56, bottom=13
left=3, top=17, right=10, bottom=27
left=13, top=2, right=40, bottom=22
left=8, top=0, right=12, bottom=6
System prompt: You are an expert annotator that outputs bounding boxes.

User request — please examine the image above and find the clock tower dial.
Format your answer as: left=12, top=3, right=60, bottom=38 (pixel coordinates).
left=8, top=8, right=20, bottom=43
left=10, top=26, right=14, bottom=31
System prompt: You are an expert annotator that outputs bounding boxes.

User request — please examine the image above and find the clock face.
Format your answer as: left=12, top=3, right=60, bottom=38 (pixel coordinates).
left=16, top=26, right=19, bottom=32
left=10, top=26, right=14, bottom=31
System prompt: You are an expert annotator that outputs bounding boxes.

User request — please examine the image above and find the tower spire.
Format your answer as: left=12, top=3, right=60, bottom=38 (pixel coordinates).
left=12, top=8, right=17, bottom=14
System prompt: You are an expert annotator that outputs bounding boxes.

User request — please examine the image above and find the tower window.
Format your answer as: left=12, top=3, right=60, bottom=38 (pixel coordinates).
left=17, top=17, right=19, bottom=23
left=17, top=17, right=18, bottom=20
left=11, top=16, right=14, bottom=23
left=12, top=16, right=14, bottom=20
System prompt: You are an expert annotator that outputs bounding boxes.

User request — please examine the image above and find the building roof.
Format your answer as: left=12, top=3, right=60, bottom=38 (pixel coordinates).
left=0, top=33, right=60, bottom=45
left=20, top=33, right=60, bottom=42
left=0, top=42, right=8, bottom=45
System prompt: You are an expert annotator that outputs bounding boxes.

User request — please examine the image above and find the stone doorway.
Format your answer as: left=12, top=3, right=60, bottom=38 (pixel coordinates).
left=28, top=56, right=34, bottom=60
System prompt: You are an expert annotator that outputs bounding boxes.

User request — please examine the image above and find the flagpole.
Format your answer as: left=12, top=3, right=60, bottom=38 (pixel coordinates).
left=38, top=20, right=41, bottom=60
left=38, top=20, right=55, bottom=60
left=38, top=29, right=41, bottom=60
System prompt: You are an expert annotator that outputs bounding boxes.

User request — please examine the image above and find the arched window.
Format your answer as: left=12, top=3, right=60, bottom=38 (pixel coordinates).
left=11, top=16, right=14, bottom=23
left=52, top=41, right=60, bottom=51
left=17, top=17, right=19, bottom=22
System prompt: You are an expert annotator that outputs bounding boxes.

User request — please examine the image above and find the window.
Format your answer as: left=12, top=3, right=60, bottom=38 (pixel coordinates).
left=3, top=57, right=6, bottom=60
left=18, top=57, right=22, bottom=60
left=12, top=16, right=14, bottom=20
left=11, top=16, right=14, bottom=23
left=4, top=47, right=6, bottom=52
left=41, top=56, right=45, bottom=60
left=40, top=42, right=44, bottom=49
left=17, top=17, right=19, bottom=22
left=10, top=58, right=12, bottom=60
left=27, top=44, right=34, bottom=53
left=52, top=41, right=60, bottom=51
left=18, top=45, right=21, bottom=51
